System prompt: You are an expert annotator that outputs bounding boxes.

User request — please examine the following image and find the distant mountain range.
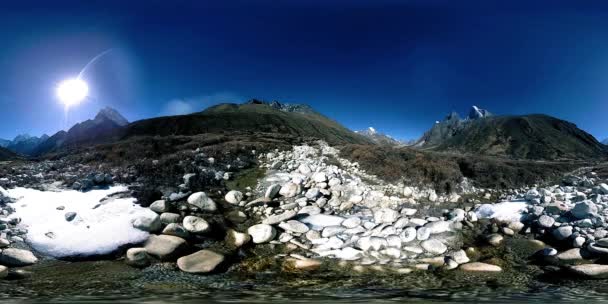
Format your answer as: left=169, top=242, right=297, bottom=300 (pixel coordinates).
left=0, top=134, right=49, bottom=156
left=355, top=127, right=413, bottom=146
left=603, top=139, right=608, bottom=145
left=415, top=106, right=606, bottom=160
left=2, top=102, right=606, bottom=161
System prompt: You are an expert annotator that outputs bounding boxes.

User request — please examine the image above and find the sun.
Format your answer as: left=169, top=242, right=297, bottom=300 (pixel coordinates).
left=57, top=78, right=89, bottom=106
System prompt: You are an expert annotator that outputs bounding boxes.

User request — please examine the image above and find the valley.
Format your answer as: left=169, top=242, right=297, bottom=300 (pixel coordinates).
left=0, top=100, right=607, bottom=301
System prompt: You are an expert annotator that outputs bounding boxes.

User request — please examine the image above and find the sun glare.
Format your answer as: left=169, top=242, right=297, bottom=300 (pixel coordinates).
left=57, top=78, right=89, bottom=106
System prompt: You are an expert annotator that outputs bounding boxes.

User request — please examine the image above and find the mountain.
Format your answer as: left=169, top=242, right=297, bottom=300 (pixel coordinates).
left=603, top=139, right=608, bottom=145
left=355, top=127, right=403, bottom=146
left=124, top=100, right=371, bottom=145
left=417, top=107, right=606, bottom=160
left=1, top=134, right=49, bottom=156
left=33, top=107, right=129, bottom=156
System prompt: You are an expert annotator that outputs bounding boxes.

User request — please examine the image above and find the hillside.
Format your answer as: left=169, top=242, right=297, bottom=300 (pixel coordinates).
left=0, top=146, right=19, bottom=161
left=32, top=107, right=128, bottom=156
left=427, top=114, right=607, bottom=160
left=124, top=101, right=371, bottom=145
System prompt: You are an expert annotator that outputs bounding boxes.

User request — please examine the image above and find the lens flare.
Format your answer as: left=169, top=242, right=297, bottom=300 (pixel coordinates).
left=57, top=78, right=89, bottom=106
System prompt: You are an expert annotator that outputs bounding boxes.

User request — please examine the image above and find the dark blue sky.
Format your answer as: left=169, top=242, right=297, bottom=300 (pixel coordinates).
left=1, top=0, right=608, bottom=141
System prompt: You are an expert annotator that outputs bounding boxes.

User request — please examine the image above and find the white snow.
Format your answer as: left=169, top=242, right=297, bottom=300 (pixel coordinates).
left=6, top=186, right=154, bottom=258
left=476, top=200, right=528, bottom=223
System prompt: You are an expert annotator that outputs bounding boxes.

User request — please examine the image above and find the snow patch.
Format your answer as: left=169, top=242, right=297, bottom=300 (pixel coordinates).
left=7, top=186, right=153, bottom=258
left=476, top=200, right=528, bottom=223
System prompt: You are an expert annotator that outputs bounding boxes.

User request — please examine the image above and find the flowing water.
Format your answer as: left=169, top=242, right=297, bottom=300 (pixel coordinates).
left=3, top=238, right=608, bottom=303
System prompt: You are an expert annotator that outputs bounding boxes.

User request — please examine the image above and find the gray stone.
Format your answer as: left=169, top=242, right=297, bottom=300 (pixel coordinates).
left=0, top=248, right=38, bottom=266
left=150, top=200, right=169, bottom=213
left=265, top=184, right=282, bottom=199
left=553, top=226, right=573, bottom=241
left=125, top=248, right=151, bottom=268
left=225, top=229, right=251, bottom=248
left=321, top=226, right=346, bottom=238
left=449, top=249, right=470, bottom=264
left=421, top=239, right=447, bottom=255
left=459, top=262, right=502, bottom=272
left=279, top=220, right=310, bottom=234
left=162, top=223, right=190, bottom=238
left=400, top=227, right=417, bottom=243
left=132, top=214, right=161, bottom=232
left=177, top=250, right=225, bottom=274
left=144, top=235, right=188, bottom=261
left=342, top=217, right=362, bottom=229
left=182, top=216, right=210, bottom=234
left=262, top=210, right=297, bottom=225
left=572, top=201, right=598, bottom=219
left=538, top=215, right=555, bottom=228
left=569, top=264, right=608, bottom=278
left=416, top=227, right=430, bottom=241
left=248, top=224, right=276, bottom=243
left=224, top=190, right=243, bottom=205
left=424, top=220, right=451, bottom=234
left=279, top=182, right=300, bottom=198
left=187, top=192, right=218, bottom=212
left=64, top=212, right=77, bottom=222
left=374, top=208, right=399, bottom=224
left=160, top=212, right=181, bottom=224
left=299, top=214, right=344, bottom=230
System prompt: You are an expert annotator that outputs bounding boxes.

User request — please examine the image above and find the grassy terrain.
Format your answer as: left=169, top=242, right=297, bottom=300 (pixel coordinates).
left=339, top=144, right=593, bottom=192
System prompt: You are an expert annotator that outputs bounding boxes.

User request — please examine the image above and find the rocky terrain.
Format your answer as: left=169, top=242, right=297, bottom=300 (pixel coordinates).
left=0, top=102, right=607, bottom=299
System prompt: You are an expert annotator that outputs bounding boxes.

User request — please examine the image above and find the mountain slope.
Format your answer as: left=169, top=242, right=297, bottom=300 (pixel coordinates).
left=33, top=107, right=128, bottom=156
left=124, top=101, right=371, bottom=145
left=603, top=139, right=608, bottom=145
left=429, top=114, right=606, bottom=160
left=0, top=146, right=19, bottom=161
left=355, top=127, right=403, bottom=146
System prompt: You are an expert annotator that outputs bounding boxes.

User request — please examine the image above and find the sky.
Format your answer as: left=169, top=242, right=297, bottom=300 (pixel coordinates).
left=1, top=0, right=608, bottom=141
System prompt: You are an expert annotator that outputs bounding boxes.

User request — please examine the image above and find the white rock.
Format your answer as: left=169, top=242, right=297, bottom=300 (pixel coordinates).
left=248, top=224, right=277, bottom=243
left=187, top=192, right=217, bottom=212
left=421, top=239, right=447, bottom=255
left=149, top=200, right=169, bottom=213
left=225, top=190, right=244, bottom=205
left=279, top=220, right=310, bottom=233
left=374, top=208, right=399, bottom=224
left=182, top=216, right=210, bottom=234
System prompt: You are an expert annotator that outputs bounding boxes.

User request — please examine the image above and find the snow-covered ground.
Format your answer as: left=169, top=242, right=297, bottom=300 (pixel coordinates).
left=6, top=186, right=154, bottom=258
left=476, top=200, right=528, bottom=223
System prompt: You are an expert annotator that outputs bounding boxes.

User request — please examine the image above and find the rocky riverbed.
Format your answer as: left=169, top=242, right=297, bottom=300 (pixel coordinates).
left=1, top=141, right=608, bottom=300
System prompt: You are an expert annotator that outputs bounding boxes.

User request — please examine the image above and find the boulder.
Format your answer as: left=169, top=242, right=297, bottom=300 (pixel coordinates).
left=420, top=239, right=447, bottom=255
left=553, top=226, right=573, bottom=241
left=279, top=182, right=300, bottom=198
left=159, top=212, right=181, bottom=224
left=538, top=215, right=555, bottom=228
left=64, top=212, right=77, bottom=222
left=0, top=265, right=7, bottom=279
left=459, top=262, right=502, bottom=272
left=299, top=214, right=344, bottom=230
left=0, top=248, right=38, bottom=266
left=150, top=200, right=169, bottom=213
left=374, top=208, right=399, bottom=224
left=162, top=223, right=190, bottom=239
left=144, top=235, right=188, bottom=261
left=126, top=248, right=151, bottom=268
left=225, top=229, right=251, bottom=248
left=572, top=201, right=598, bottom=219
left=187, top=192, right=218, bottom=212
left=225, top=190, right=243, bottom=205
left=183, top=216, right=210, bottom=234
left=177, top=250, right=225, bottom=274
left=262, top=210, right=297, bottom=225
left=265, top=184, right=282, bottom=199
left=568, top=264, right=608, bottom=279
left=279, top=220, right=310, bottom=234
left=248, top=224, right=276, bottom=243
left=132, top=214, right=162, bottom=232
